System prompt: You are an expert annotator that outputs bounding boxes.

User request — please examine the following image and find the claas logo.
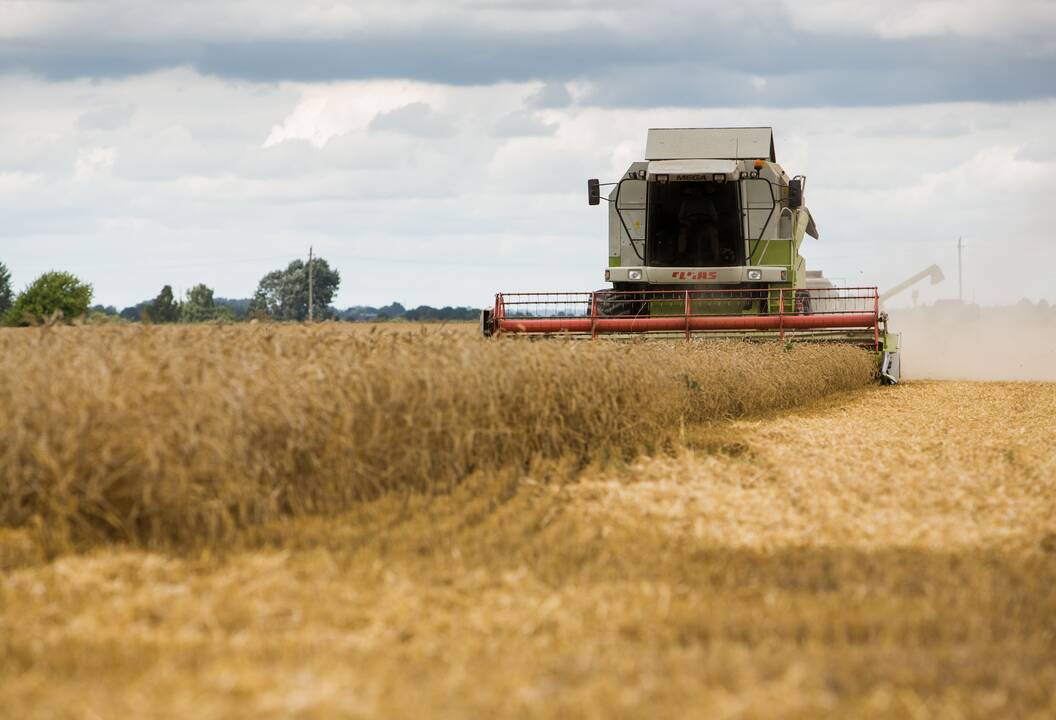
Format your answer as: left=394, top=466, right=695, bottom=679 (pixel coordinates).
left=671, top=271, right=718, bottom=280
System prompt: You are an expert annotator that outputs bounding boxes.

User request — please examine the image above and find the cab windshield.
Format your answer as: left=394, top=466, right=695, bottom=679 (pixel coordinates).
left=646, top=181, right=744, bottom=267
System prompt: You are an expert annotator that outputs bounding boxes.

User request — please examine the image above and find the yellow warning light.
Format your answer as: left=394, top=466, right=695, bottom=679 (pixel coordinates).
left=753, top=159, right=765, bottom=170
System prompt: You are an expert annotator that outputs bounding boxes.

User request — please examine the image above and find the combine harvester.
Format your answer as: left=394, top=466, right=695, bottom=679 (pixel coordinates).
left=481, top=127, right=901, bottom=383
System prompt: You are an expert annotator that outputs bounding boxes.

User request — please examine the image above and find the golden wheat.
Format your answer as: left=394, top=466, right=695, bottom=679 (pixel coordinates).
left=2, top=381, right=1053, bottom=719
left=0, top=324, right=875, bottom=547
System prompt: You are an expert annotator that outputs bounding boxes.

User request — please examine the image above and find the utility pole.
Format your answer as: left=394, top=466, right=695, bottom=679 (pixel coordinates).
left=308, top=245, right=314, bottom=322
left=957, top=236, right=963, bottom=302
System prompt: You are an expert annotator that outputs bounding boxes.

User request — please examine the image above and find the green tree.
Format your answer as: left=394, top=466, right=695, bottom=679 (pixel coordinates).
left=181, top=283, right=233, bottom=322
left=0, top=262, right=12, bottom=318
left=249, top=258, right=340, bottom=321
left=119, top=300, right=150, bottom=322
left=145, top=285, right=181, bottom=323
left=2, top=271, right=93, bottom=326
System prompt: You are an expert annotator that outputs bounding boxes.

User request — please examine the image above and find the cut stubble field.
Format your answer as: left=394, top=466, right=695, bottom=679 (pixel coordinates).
left=1, top=324, right=1054, bottom=719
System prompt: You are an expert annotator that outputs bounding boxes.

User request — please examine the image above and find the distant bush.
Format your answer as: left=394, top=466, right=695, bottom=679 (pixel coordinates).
left=2, top=271, right=93, bottom=326
left=0, top=262, right=12, bottom=317
left=119, top=301, right=151, bottom=322
left=337, top=302, right=479, bottom=322
left=214, top=297, right=251, bottom=319
left=89, top=304, right=120, bottom=317
left=145, top=285, right=181, bottom=323
left=85, top=309, right=127, bottom=325
left=250, top=259, right=340, bottom=321
left=181, top=284, right=234, bottom=323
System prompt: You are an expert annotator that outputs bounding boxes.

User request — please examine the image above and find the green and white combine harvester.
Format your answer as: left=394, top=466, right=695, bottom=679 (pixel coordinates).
left=482, top=127, right=901, bottom=383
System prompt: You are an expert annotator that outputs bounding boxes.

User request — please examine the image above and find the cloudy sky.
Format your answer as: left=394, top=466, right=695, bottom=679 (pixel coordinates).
left=2, top=0, right=1055, bottom=309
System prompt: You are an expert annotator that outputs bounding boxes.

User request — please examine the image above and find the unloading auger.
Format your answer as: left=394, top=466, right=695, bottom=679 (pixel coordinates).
left=481, top=127, right=900, bottom=383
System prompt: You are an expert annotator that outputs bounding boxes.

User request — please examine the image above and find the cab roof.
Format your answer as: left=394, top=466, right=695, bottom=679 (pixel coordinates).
left=645, top=127, right=776, bottom=162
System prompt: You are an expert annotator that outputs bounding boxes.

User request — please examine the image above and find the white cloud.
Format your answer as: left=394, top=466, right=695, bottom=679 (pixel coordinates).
left=0, top=69, right=1053, bottom=311
left=264, top=81, right=452, bottom=148
left=0, top=0, right=626, bottom=41
left=784, top=0, right=1056, bottom=39
left=0, top=171, right=42, bottom=194
left=78, top=103, right=136, bottom=131
left=74, top=146, right=116, bottom=180
left=492, top=111, right=558, bottom=137
left=264, top=92, right=342, bottom=148
left=527, top=82, right=573, bottom=109
left=368, top=102, right=455, bottom=138
left=4, top=0, right=1052, bottom=45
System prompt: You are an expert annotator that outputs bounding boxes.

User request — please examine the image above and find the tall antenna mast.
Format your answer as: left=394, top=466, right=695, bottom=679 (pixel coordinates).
left=308, top=245, right=314, bottom=322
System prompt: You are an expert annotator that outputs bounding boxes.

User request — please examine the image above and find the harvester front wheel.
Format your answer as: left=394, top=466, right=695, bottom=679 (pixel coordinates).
left=594, top=290, right=648, bottom=318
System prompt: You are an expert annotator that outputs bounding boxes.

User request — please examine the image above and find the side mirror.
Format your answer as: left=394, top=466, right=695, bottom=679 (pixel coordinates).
left=788, top=177, right=804, bottom=209
left=587, top=178, right=600, bottom=206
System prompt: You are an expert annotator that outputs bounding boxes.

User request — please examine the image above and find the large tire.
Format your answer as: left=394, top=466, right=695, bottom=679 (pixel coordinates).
left=594, top=289, right=648, bottom=317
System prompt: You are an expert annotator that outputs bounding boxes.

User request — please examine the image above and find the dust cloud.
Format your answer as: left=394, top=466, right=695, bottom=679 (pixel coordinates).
left=889, top=301, right=1056, bottom=381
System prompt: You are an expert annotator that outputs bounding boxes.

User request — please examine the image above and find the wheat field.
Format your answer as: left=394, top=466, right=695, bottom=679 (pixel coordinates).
left=0, top=324, right=874, bottom=549
left=1, top=324, right=1054, bottom=719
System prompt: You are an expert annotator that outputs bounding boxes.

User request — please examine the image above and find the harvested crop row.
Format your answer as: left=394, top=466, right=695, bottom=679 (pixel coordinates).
left=0, top=325, right=875, bottom=546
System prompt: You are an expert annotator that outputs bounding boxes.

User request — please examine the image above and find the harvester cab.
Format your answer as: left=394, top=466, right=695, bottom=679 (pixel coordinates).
left=598, top=127, right=812, bottom=293
left=482, top=127, right=901, bottom=384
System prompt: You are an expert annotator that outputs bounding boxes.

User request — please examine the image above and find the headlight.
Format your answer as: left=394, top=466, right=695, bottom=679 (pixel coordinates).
left=747, top=269, right=763, bottom=281
left=628, top=270, right=643, bottom=280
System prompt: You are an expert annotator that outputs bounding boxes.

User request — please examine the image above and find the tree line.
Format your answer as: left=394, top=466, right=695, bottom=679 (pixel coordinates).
left=0, top=258, right=478, bottom=326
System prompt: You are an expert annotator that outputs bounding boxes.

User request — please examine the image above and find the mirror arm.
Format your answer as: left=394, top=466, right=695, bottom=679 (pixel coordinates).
left=587, top=178, right=618, bottom=205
